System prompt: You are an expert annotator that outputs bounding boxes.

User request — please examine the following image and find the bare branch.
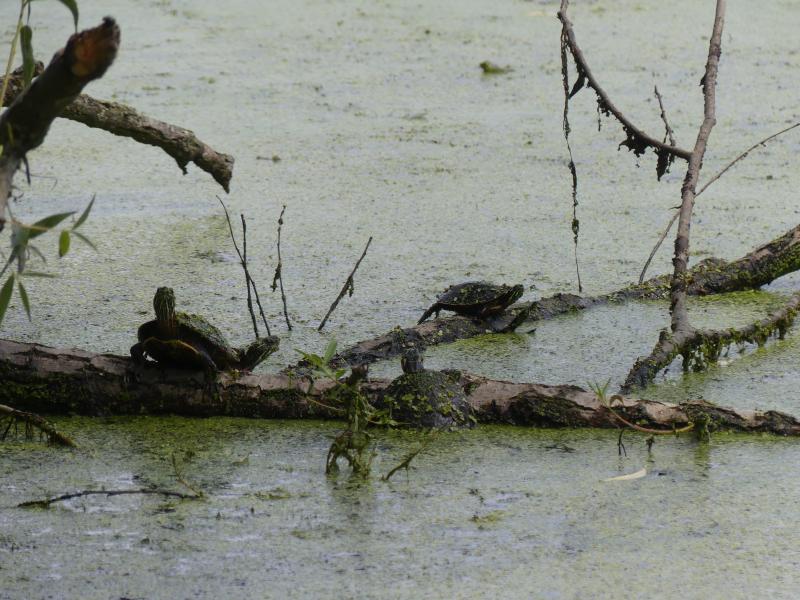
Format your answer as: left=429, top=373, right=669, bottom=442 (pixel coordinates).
left=639, top=121, right=800, bottom=283
left=669, top=0, right=726, bottom=334
left=2, top=69, right=235, bottom=192
left=217, top=197, right=272, bottom=338
left=557, top=1, right=692, bottom=162
left=318, top=237, right=373, bottom=332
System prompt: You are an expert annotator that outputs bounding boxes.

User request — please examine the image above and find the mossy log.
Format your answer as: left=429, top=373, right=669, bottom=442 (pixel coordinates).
left=312, top=223, right=800, bottom=373
left=2, top=338, right=799, bottom=435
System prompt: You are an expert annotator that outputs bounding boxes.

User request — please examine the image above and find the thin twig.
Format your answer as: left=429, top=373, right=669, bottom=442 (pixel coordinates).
left=271, top=205, right=292, bottom=330
left=557, top=0, right=692, bottom=161
left=654, top=85, right=676, bottom=147
left=241, top=214, right=259, bottom=338
left=18, top=488, right=199, bottom=508
left=318, top=237, right=373, bottom=331
left=638, top=121, right=800, bottom=283
left=241, top=215, right=272, bottom=336
left=217, top=197, right=272, bottom=337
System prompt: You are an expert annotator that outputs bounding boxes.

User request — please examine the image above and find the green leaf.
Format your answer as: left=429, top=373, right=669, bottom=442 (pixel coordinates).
left=17, top=279, right=30, bottom=320
left=72, top=194, right=95, bottom=230
left=71, top=230, right=97, bottom=251
left=0, top=275, right=15, bottom=328
left=20, top=25, right=34, bottom=88
left=24, top=211, right=75, bottom=241
left=323, top=339, right=337, bottom=364
left=53, top=0, right=79, bottom=30
left=58, top=230, right=71, bottom=257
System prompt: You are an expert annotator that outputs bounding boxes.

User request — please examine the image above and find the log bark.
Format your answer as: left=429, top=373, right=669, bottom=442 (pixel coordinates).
left=0, top=18, right=120, bottom=231
left=2, top=69, right=234, bottom=192
left=2, top=338, right=799, bottom=435
left=312, top=223, right=800, bottom=373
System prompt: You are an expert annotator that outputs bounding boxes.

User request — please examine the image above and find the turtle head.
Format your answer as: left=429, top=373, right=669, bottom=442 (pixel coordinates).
left=506, top=284, right=524, bottom=304
left=400, top=347, right=424, bottom=374
left=153, top=287, right=176, bottom=324
left=240, top=335, right=280, bottom=371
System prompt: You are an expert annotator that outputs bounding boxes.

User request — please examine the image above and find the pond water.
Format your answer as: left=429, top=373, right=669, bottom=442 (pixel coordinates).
left=2, top=0, right=800, bottom=597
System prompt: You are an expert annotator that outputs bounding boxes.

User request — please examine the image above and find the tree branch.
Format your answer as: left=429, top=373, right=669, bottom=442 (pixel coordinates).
left=557, top=1, right=692, bottom=162
left=0, top=18, right=120, bottom=231
left=2, top=69, right=234, bottom=192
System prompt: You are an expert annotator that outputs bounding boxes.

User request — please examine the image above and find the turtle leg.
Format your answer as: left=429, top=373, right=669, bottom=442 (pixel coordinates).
left=130, top=342, right=147, bottom=364
left=194, top=347, right=221, bottom=397
left=417, top=304, right=440, bottom=325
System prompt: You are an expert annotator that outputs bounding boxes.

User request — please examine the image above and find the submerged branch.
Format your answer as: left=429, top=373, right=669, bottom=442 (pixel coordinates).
left=0, top=403, right=76, bottom=447
left=19, top=488, right=199, bottom=508
left=622, top=291, right=800, bottom=393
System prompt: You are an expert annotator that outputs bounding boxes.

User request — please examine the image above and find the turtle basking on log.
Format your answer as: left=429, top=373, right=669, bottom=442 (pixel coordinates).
left=378, top=348, right=473, bottom=428
left=417, top=281, right=524, bottom=324
left=131, top=287, right=279, bottom=375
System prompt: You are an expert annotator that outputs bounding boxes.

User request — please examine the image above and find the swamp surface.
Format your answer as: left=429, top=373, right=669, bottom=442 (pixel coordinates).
left=2, top=0, right=800, bottom=597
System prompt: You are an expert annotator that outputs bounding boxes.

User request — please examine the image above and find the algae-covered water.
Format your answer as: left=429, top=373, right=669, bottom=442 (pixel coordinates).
left=2, top=0, right=800, bottom=597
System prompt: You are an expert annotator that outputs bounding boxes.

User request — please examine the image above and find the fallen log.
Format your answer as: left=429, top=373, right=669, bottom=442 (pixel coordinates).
left=310, top=223, right=800, bottom=372
left=2, top=338, right=798, bottom=435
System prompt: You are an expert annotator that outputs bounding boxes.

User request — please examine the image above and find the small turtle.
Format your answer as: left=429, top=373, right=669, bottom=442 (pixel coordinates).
left=379, top=348, right=472, bottom=428
left=131, top=287, right=279, bottom=375
left=417, top=281, right=524, bottom=324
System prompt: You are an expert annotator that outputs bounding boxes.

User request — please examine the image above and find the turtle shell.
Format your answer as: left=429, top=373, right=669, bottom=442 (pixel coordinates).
left=136, top=311, right=239, bottom=369
left=418, top=281, right=523, bottom=323
left=380, top=369, right=472, bottom=428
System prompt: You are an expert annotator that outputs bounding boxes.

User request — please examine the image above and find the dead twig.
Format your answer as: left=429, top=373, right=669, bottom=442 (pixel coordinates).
left=653, top=85, right=677, bottom=180
left=639, top=121, right=800, bottom=283
left=217, top=197, right=272, bottom=337
left=0, top=403, right=75, bottom=447
left=318, top=236, right=373, bottom=331
left=271, top=205, right=292, bottom=331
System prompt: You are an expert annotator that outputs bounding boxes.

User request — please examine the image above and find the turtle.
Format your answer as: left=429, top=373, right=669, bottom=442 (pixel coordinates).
left=378, top=348, right=472, bottom=428
left=417, top=281, right=524, bottom=324
left=130, top=287, right=279, bottom=375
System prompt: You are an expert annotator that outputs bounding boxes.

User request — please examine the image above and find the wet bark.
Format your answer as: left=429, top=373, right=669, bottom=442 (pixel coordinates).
left=1, top=338, right=798, bottom=435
